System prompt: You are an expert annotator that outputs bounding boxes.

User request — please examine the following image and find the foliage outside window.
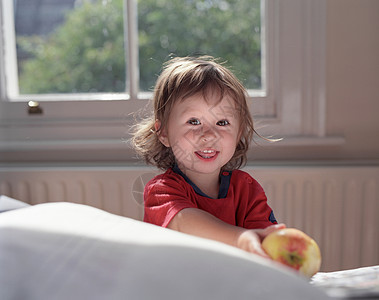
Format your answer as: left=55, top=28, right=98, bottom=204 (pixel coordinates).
left=15, top=0, right=261, bottom=95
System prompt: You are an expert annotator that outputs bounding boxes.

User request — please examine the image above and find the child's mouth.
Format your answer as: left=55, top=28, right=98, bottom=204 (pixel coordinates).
left=195, top=149, right=219, bottom=160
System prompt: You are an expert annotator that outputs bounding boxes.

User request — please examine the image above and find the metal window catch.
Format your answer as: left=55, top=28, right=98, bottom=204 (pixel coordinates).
left=28, top=101, right=43, bottom=115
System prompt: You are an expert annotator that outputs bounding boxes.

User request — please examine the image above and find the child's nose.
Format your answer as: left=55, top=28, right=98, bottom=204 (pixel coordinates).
left=200, top=124, right=217, bottom=142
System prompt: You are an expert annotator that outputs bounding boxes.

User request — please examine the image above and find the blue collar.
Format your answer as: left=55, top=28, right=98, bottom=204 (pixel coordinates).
left=172, top=165, right=232, bottom=199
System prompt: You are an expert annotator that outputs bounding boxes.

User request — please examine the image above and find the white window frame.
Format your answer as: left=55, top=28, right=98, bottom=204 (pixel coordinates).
left=0, top=0, right=342, bottom=162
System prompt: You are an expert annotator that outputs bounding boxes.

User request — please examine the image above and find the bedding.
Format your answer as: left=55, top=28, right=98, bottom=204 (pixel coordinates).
left=0, top=197, right=333, bottom=299
left=0, top=195, right=30, bottom=212
left=311, top=266, right=379, bottom=299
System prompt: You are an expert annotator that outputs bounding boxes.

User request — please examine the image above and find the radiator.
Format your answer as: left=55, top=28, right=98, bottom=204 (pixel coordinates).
left=0, top=164, right=378, bottom=272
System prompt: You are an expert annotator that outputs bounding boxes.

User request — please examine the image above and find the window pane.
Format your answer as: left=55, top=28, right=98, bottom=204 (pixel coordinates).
left=138, top=0, right=262, bottom=91
left=14, top=0, right=127, bottom=94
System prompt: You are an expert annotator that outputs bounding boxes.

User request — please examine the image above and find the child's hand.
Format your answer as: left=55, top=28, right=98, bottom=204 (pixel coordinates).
left=236, top=224, right=286, bottom=258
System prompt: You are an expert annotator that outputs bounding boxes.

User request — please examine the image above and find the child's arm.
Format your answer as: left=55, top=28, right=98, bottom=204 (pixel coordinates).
left=167, top=207, right=285, bottom=257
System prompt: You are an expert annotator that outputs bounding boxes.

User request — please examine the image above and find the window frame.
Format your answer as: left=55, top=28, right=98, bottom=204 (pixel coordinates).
left=0, top=0, right=341, bottom=162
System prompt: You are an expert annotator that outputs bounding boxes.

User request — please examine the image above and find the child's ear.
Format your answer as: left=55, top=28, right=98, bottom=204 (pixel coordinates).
left=155, top=120, right=170, bottom=147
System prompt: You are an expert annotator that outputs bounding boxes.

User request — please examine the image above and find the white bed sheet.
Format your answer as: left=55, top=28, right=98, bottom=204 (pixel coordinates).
left=311, top=266, right=379, bottom=299
left=0, top=200, right=331, bottom=300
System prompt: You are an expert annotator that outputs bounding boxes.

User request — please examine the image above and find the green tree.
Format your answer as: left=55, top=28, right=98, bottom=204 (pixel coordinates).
left=138, top=0, right=261, bottom=91
left=18, top=0, right=261, bottom=94
left=18, top=0, right=126, bottom=93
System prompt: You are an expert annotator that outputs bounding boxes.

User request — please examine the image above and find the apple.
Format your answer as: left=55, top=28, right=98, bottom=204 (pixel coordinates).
left=262, top=228, right=321, bottom=278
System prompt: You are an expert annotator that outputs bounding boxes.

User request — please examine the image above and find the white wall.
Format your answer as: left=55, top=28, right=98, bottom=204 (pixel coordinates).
left=326, top=0, right=379, bottom=160
left=251, top=0, right=379, bottom=162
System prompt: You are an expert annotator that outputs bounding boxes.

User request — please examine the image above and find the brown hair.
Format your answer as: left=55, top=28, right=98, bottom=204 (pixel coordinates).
left=131, top=56, right=256, bottom=171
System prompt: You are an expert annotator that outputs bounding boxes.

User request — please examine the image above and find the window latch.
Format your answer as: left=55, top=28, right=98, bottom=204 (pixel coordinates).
left=28, top=101, right=43, bottom=115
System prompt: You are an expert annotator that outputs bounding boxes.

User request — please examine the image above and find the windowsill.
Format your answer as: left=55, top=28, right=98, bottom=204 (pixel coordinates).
left=1, top=158, right=378, bottom=171
left=0, top=135, right=345, bottom=153
left=257, top=136, right=346, bottom=147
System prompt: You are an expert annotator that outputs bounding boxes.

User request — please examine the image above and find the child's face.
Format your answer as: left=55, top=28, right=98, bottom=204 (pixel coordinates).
left=157, top=91, right=240, bottom=177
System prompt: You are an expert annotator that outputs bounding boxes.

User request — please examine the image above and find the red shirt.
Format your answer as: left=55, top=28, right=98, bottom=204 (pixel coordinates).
left=143, top=167, right=277, bottom=229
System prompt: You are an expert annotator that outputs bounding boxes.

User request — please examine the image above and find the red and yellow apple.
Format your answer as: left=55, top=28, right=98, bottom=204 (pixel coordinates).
left=262, top=228, right=321, bottom=278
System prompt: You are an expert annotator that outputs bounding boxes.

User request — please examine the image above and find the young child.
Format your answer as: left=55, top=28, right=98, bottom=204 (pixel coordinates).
left=131, top=56, right=285, bottom=257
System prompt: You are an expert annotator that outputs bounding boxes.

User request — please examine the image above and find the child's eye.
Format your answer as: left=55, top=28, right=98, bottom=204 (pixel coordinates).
left=216, top=119, right=230, bottom=126
left=187, top=118, right=201, bottom=125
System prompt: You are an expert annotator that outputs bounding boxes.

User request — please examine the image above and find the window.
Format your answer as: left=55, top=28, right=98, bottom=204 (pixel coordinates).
left=7, top=0, right=263, bottom=96
left=0, top=0, right=335, bottom=163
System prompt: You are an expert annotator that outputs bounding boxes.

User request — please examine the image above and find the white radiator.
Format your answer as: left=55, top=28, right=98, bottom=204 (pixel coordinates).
left=0, top=163, right=378, bottom=272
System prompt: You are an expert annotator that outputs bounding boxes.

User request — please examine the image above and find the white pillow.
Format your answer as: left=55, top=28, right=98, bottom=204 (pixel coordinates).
left=0, top=195, right=30, bottom=213
left=0, top=202, right=331, bottom=300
